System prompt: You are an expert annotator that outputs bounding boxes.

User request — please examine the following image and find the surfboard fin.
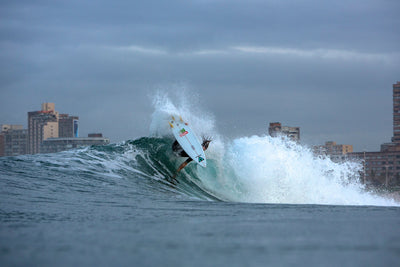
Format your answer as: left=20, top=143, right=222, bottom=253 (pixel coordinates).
left=169, top=122, right=174, bottom=128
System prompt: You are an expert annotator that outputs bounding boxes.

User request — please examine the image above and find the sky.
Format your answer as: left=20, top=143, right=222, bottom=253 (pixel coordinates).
left=0, top=0, right=399, bottom=151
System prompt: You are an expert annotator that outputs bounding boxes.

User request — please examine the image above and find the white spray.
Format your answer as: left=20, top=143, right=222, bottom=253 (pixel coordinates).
left=150, top=92, right=398, bottom=206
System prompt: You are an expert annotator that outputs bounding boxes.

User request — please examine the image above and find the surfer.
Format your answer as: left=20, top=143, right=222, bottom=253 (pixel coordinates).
left=172, top=138, right=211, bottom=178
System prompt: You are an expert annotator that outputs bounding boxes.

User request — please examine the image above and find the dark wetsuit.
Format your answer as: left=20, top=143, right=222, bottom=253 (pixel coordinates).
left=172, top=140, right=193, bottom=163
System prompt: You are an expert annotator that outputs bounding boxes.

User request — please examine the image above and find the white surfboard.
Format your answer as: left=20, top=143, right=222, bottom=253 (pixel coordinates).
left=169, top=115, right=207, bottom=167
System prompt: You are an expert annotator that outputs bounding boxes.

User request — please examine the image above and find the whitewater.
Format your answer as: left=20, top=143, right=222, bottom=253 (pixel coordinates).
left=149, top=94, right=398, bottom=206
left=1, top=94, right=399, bottom=266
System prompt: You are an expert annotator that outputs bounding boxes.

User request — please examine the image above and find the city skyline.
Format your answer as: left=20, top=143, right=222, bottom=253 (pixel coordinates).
left=1, top=102, right=109, bottom=156
left=0, top=81, right=398, bottom=152
left=1, top=1, right=399, bottom=151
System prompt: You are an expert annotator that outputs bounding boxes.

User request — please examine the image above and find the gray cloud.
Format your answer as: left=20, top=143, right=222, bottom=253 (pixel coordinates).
left=1, top=0, right=399, bottom=151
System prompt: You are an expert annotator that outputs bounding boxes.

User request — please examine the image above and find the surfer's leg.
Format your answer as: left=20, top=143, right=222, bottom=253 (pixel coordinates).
left=174, top=158, right=192, bottom=178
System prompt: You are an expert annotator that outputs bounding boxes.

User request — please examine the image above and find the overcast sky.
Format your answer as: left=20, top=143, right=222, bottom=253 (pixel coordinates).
left=1, top=0, right=399, bottom=151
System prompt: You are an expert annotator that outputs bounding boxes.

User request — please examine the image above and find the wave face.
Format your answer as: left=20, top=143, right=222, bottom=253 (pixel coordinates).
left=0, top=94, right=398, bottom=207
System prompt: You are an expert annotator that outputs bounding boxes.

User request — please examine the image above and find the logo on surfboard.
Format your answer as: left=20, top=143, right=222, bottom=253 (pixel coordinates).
left=179, top=128, right=189, bottom=137
left=198, top=157, right=204, bottom=162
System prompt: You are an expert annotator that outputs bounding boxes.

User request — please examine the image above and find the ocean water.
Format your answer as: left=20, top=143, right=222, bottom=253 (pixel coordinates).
left=1, top=96, right=400, bottom=266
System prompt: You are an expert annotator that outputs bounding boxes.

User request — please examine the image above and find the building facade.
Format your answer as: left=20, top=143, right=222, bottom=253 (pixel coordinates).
left=268, top=122, right=300, bottom=142
left=313, top=141, right=353, bottom=162
left=348, top=151, right=400, bottom=186
left=392, top=81, right=400, bottom=143
left=59, top=114, right=79, bottom=138
left=27, top=103, right=59, bottom=154
left=0, top=125, right=28, bottom=156
left=41, top=135, right=110, bottom=154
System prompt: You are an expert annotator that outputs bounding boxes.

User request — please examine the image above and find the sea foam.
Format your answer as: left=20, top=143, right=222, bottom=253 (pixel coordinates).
left=150, top=92, right=398, bottom=206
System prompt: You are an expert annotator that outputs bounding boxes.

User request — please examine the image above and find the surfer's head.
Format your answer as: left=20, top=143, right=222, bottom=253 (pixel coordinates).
left=201, top=138, right=212, bottom=150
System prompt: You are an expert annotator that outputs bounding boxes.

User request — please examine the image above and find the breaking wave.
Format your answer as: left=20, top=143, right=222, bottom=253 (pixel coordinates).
left=1, top=93, right=398, bottom=207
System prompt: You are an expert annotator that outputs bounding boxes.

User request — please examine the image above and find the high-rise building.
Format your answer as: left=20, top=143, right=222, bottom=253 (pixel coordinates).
left=28, top=103, right=59, bottom=154
left=0, top=125, right=28, bottom=156
left=59, top=114, right=79, bottom=138
left=348, top=81, right=400, bottom=186
left=268, top=122, right=300, bottom=142
left=392, top=81, right=400, bottom=143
